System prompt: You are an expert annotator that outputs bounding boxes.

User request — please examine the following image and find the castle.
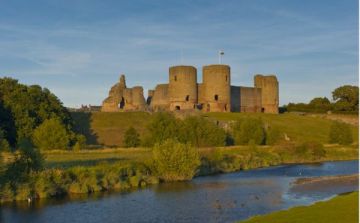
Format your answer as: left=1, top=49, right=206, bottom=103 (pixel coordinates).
left=101, top=64, right=279, bottom=114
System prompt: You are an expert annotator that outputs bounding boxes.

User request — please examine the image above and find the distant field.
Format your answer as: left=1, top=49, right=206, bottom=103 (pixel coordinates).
left=71, top=112, right=359, bottom=147
left=239, top=191, right=359, bottom=223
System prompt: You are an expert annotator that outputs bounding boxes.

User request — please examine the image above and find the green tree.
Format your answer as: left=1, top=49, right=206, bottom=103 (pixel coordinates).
left=0, top=77, right=74, bottom=146
left=329, top=121, right=353, bottom=145
left=152, top=139, right=200, bottom=181
left=266, top=126, right=282, bottom=145
left=4, top=138, right=44, bottom=184
left=32, top=118, right=70, bottom=150
left=232, top=118, right=266, bottom=145
left=179, top=116, right=226, bottom=147
left=73, top=134, right=87, bottom=151
left=308, top=97, right=331, bottom=112
left=145, top=112, right=180, bottom=146
left=0, top=128, right=11, bottom=152
left=332, top=85, right=359, bottom=112
left=124, top=127, right=141, bottom=148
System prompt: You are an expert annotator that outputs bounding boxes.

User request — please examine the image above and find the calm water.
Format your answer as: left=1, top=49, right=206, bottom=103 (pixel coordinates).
left=1, top=160, right=358, bottom=223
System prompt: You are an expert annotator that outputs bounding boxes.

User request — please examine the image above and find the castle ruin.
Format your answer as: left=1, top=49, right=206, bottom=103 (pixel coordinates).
left=101, top=64, right=279, bottom=114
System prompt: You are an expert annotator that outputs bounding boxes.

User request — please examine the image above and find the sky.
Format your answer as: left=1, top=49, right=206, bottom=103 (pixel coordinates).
left=0, top=0, right=358, bottom=107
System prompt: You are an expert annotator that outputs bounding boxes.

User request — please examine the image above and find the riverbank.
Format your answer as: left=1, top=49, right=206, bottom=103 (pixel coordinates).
left=239, top=191, right=359, bottom=223
left=0, top=143, right=358, bottom=203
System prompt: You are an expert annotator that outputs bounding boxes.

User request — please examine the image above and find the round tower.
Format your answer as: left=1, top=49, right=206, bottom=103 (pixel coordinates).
left=168, top=65, right=197, bottom=110
left=202, top=64, right=231, bottom=112
left=254, top=74, right=279, bottom=114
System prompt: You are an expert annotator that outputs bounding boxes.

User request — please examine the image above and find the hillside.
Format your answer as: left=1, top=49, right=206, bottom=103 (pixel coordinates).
left=71, top=112, right=359, bottom=147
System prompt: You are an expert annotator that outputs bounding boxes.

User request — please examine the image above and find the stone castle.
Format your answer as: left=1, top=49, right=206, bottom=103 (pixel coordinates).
left=101, top=64, right=279, bottom=113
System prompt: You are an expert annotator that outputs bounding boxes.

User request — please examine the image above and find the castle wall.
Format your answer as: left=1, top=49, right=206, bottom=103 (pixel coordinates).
left=149, top=84, right=169, bottom=111
left=101, top=74, right=127, bottom=112
left=254, top=74, right=279, bottom=114
left=202, top=65, right=231, bottom=112
left=239, top=87, right=262, bottom=113
left=168, top=66, right=197, bottom=110
left=230, top=86, right=241, bottom=112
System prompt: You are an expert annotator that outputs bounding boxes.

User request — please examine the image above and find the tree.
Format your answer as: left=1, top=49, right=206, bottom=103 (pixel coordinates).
left=124, top=127, right=141, bottom=148
left=0, top=128, right=11, bottom=152
left=329, top=121, right=353, bottom=145
left=152, top=139, right=200, bottom=181
left=3, top=138, right=44, bottom=184
left=332, top=85, right=359, bottom=112
left=0, top=77, right=74, bottom=146
left=145, top=112, right=180, bottom=145
left=309, top=97, right=331, bottom=112
left=73, top=134, right=87, bottom=151
left=32, top=118, right=70, bottom=150
left=179, top=116, right=226, bottom=147
left=232, top=118, right=266, bottom=145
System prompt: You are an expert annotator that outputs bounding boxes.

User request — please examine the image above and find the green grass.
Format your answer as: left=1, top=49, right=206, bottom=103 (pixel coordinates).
left=239, top=192, right=359, bottom=223
left=71, top=112, right=152, bottom=146
left=71, top=112, right=358, bottom=146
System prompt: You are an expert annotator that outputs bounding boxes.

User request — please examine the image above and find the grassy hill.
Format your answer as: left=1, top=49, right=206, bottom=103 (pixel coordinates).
left=239, top=191, right=359, bottom=223
left=71, top=112, right=359, bottom=147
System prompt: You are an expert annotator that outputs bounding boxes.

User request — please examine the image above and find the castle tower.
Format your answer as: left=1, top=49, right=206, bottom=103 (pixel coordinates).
left=168, top=65, right=197, bottom=110
left=202, top=64, right=231, bottom=112
left=254, top=74, right=279, bottom=114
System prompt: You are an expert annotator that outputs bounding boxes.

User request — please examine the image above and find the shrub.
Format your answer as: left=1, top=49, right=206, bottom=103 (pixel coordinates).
left=73, top=134, right=86, bottom=151
left=145, top=112, right=180, bottom=146
left=4, top=138, right=44, bottom=184
left=152, top=139, right=200, bottom=181
left=266, top=126, right=282, bottom=145
left=295, top=141, right=326, bottom=160
left=329, top=121, right=353, bottom=145
left=124, top=127, right=141, bottom=148
left=32, top=117, right=70, bottom=150
left=179, top=116, right=226, bottom=147
left=232, top=118, right=266, bottom=145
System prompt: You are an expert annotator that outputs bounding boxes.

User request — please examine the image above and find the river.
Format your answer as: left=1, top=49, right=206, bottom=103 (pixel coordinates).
left=1, top=160, right=358, bottom=223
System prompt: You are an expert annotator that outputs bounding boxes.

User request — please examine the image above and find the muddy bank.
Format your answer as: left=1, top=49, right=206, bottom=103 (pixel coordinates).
left=290, top=174, right=359, bottom=194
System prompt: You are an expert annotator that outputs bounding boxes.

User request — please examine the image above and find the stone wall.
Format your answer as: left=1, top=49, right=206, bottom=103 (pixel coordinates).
left=254, top=74, right=279, bottom=114
left=239, top=87, right=262, bottom=113
left=149, top=84, right=169, bottom=111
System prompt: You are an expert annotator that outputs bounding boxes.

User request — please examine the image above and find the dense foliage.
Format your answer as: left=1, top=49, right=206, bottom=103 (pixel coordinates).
left=152, top=139, right=201, bottom=181
left=284, top=85, right=359, bottom=113
left=32, top=118, right=71, bottom=150
left=124, top=127, right=141, bottom=148
left=232, top=118, right=266, bottom=145
left=0, top=77, right=78, bottom=148
left=328, top=121, right=353, bottom=145
left=145, top=113, right=226, bottom=147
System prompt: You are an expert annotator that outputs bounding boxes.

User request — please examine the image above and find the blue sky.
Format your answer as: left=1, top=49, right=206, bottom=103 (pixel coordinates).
left=0, top=0, right=358, bottom=107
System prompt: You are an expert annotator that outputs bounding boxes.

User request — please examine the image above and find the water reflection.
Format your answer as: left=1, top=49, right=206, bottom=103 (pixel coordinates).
left=1, top=160, right=358, bottom=223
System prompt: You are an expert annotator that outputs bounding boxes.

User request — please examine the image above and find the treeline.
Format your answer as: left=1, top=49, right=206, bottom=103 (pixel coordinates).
left=282, top=85, right=359, bottom=113
left=123, top=112, right=285, bottom=148
left=0, top=77, right=85, bottom=151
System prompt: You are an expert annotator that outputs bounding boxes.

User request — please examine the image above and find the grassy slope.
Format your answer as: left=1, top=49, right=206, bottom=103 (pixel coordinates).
left=239, top=192, right=359, bottom=223
left=204, top=112, right=359, bottom=144
left=71, top=112, right=359, bottom=146
left=71, top=112, right=152, bottom=146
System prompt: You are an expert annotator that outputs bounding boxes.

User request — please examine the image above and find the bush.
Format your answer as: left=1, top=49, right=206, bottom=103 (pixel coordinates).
left=329, top=121, right=353, bottom=145
left=4, top=138, right=44, bottom=184
left=145, top=112, right=180, bottom=146
left=124, top=127, right=141, bottom=148
left=179, top=116, right=227, bottom=147
left=152, top=139, right=200, bottom=181
left=73, top=134, right=86, bottom=151
left=232, top=118, right=266, bottom=145
left=32, top=117, right=70, bottom=150
left=266, top=126, right=282, bottom=145
left=295, top=141, right=326, bottom=160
